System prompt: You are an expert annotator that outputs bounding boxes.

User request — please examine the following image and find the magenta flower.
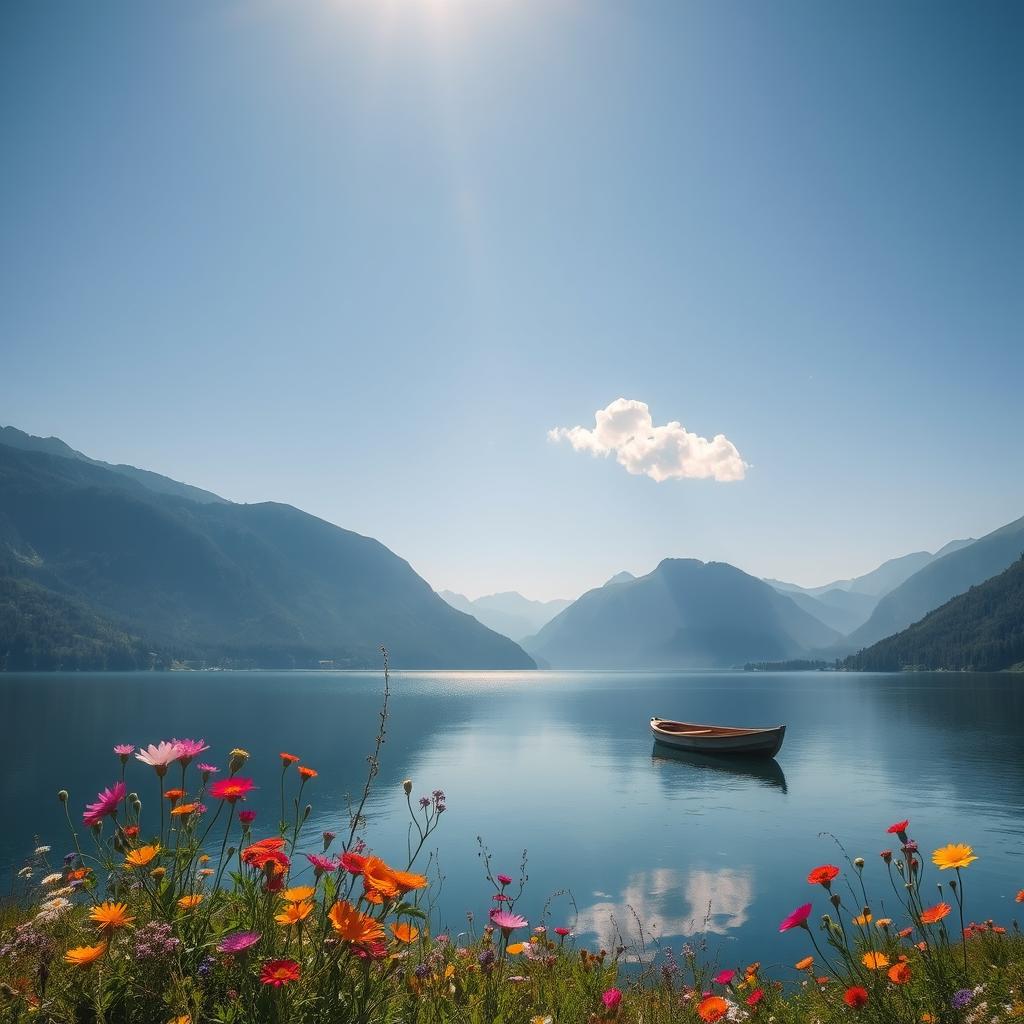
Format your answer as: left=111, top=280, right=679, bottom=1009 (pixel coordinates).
left=172, top=738, right=210, bottom=766
left=217, top=931, right=262, bottom=954
left=714, top=969, right=735, bottom=985
left=83, top=782, right=126, bottom=827
left=489, top=908, right=527, bottom=934
left=602, top=988, right=623, bottom=1009
left=779, top=903, right=813, bottom=932
left=136, top=742, right=184, bottom=776
left=306, top=853, right=340, bottom=874
left=239, top=810, right=257, bottom=825
left=496, top=873, right=513, bottom=886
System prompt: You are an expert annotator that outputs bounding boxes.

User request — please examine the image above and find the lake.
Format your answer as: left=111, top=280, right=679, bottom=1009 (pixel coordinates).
left=2, top=669, right=1022, bottom=972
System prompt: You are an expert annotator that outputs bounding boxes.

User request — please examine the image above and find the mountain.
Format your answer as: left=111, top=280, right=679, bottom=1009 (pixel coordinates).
left=777, top=588, right=877, bottom=635
left=847, top=515, right=1024, bottom=650
left=0, top=439, right=535, bottom=671
left=523, top=558, right=840, bottom=669
left=437, top=590, right=571, bottom=642
left=0, top=425, right=227, bottom=505
left=603, top=571, right=636, bottom=587
left=844, top=556, right=1024, bottom=672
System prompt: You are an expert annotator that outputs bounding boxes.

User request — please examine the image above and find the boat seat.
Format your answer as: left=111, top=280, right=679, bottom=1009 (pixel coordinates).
left=676, top=729, right=713, bottom=735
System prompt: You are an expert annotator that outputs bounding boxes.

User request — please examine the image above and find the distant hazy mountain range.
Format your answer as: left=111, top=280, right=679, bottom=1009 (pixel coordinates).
left=437, top=591, right=571, bottom=643
left=523, top=559, right=840, bottom=669
left=0, top=430, right=534, bottom=671
left=844, top=556, right=1024, bottom=672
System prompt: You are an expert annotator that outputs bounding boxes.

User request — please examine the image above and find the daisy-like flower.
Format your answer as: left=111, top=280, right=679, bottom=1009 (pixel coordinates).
left=83, top=782, right=126, bottom=827
left=136, top=742, right=184, bottom=777
left=170, top=802, right=203, bottom=817
left=198, top=763, right=219, bottom=778
left=171, top=738, right=209, bottom=766
left=340, top=852, right=366, bottom=874
left=307, top=853, right=341, bottom=876
left=489, top=909, right=528, bottom=935
left=280, top=753, right=300, bottom=766
left=554, top=927, right=571, bottom=938
left=390, top=922, right=419, bottom=943
left=298, top=766, right=318, bottom=779
left=328, top=900, right=385, bottom=944
left=852, top=912, right=873, bottom=926
left=795, top=956, right=814, bottom=970
left=34, top=845, right=51, bottom=855
left=275, top=901, right=314, bottom=927
left=697, top=995, right=729, bottom=1022
left=90, top=901, right=135, bottom=933
left=807, top=865, right=840, bottom=889
left=888, top=962, right=912, bottom=984
left=714, top=969, right=735, bottom=985
left=113, top=745, right=135, bottom=766
left=844, top=986, right=869, bottom=1008
left=218, top=931, right=261, bottom=954
left=862, top=951, right=890, bottom=969
left=932, top=844, right=977, bottom=870
left=920, top=902, right=952, bottom=924
left=778, top=903, right=813, bottom=932
left=209, top=777, right=255, bottom=803
left=64, top=942, right=108, bottom=966
left=261, top=959, right=300, bottom=986
left=239, top=810, right=257, bottom=826
left=282, top=885, right=315, bottom=903
left=125, top=844, right=160, bottom=869
left=177, top=894, right=203, bottom=910
left=41, top=872, right=63, bottom=886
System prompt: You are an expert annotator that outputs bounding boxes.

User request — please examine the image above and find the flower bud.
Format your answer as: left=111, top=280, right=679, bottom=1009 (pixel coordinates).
left=303, top=804, right=312, bottom=821
left=91, top=822, right=102, bottom=837
left=151, top=866, right=166, bottom=879
left=854, top=857, right=865, bottom=869
left=949, top=879, right=957, bottom=891
left=830, top=893, right=841, bottom=908
left=228, top=748, right=249, bottom=774
left=57, top=790, right=69, bottom=803
left=403, top=779, right=413, bottom=795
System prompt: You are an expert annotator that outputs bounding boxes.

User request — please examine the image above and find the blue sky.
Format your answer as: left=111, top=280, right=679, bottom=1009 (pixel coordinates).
left=2, top=0, right=1022, bottom=600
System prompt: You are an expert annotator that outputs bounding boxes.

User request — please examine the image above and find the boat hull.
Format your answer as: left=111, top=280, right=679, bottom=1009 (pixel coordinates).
left=650, top=718, right=786, bottom=758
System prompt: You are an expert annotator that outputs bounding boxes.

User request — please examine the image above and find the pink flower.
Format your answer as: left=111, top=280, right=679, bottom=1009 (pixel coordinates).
left=113, top=744, right=134, bottom=757
left=714, top=969, right=735, bottom=985
left=218, top=930, right=261, bottom=954
left=554, top=927, right=571, bottom=938
left=489, top=908, right=527, bottom=934
left=83, top=782, right=126, bottom=827
left=198, top=763, right=219, bottom=776
left=602, top=988, right=622, bottom=1009
left=497, top=873, right=513, bottom=886
left=306, top=853, right=340, bottom=874
left=779, top=903, right=813, bottom=932
left=136, top=741, right=184, bottom=776
left=492, top=893, right=510, bottom=902
left=172, top=738, right=210, bottom=766
left=239, top=810, right=257, bottom=825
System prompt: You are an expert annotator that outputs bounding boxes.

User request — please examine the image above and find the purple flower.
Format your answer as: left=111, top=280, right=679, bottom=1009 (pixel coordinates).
left=414, top=963, right=430, bottom=979
left=952, top=989, right=974, bottom=1009
left=478, top=948, right=496, bottom=968
left=134, top=921, right=181, bottom=960
left=217, top=931, right=262, bottom=954
left=419, top=797, right=430, bottom=808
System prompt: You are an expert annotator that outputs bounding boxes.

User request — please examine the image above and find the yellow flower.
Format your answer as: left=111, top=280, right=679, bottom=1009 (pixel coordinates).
left=506, top=942, right=524, bottom=954
left=275, top=900, right=314, bottom=926
left=862, top=951, right=890, bottom=970
left=169, top=1017, right=191, bottom=1024
left=532, top=1017, right=553, bottom=1024
left=198, top=854, right=211, bottom=864
left=89, top=901, right=135, bottom=933
left=852, top=912, right=872, bottom=926
left=64, top=943, right=108, bottom=966
left=125, top=844, right=160, bottom=869
left=177, top=894, right=203, bottom=910
left=875, top=918, right=892, bottom=929
left=932, top=844, right=977, bottom=870
left=282, top=885, right=315, bottom=903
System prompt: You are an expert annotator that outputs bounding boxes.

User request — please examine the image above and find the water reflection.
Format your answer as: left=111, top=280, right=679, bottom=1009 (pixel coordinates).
left=574, top=866, right=755, bottom=950
left=651, top=744, right=788, bottom=793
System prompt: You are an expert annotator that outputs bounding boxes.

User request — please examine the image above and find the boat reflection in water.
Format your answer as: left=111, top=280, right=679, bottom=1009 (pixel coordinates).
left=651, top=742, right=788, bottom=793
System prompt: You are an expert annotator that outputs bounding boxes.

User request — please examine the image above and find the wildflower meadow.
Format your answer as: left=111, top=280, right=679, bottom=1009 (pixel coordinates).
left=2, top=660, right=1023, bottom=1023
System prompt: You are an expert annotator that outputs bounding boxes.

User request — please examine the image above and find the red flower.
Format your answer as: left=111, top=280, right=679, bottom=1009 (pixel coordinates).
left=843, top=986, right=869, bottom=1008
left=806, top=865, right=840, bottom=888
left=260, top=959, right=300, bottom=987
left=340, top=852, right=367, bottom=875
left=352, top=940, right=388, bottom=961
left=887, top=819, right=909, bottom=835
left=209, top=778, right=255, bottom=803
left=554, top=927, right=571, bottom=937
left=746, top=988, right=764, bottom=1007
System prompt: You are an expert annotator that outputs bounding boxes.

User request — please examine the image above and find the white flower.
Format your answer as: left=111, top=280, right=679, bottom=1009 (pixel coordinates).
left=136, top=741, right=184, bottom=770
left=39, top=896, right=70, bottom=914
left=17, top=867, right=32, bottom=878
left=41, top=872, right=63, bottom=886
left=34, top=845, right=51, bottom=855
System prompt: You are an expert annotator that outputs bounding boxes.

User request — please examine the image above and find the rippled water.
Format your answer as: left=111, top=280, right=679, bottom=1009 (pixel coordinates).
left=2, top=669, right=1022, bottom=969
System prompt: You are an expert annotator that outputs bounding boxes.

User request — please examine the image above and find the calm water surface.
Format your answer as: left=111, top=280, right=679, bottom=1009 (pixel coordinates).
left=2, top=670, right=1022, bottom=969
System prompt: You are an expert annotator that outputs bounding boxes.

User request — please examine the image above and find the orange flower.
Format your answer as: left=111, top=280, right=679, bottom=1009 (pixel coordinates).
left=89, top=902, right=134, bottom=933
left=298, top=766, right=318, bottom=779
left=280, top=753, right=300, bottom=766
left=177, top=894, right=203, bottom=910
left=794, top=956, right=814, bottom=971
left=283, top=885, right=315, bottom=903
left=125, top=844, right=160, bottom=869
left=64, top=943, right=107, bottom=966
left=888, top=962, right=911, bottom=985
left=806, top=865, right=840, bottom=887
left=862, top=951, right=890, bottom=970
left=932, top=844, right=977, bottom=870
left=697, top=995, right=729, bottom=1023
left=328, top=900, right=385, bottom=944
left=1016, top=890, right=1024, bottom=903
left=68, top=868, right=91, bottom=881
left=898, top=927, right=913, bottom=939
left=388, top=866, right=428, bottom=894
left=362, top=857, right=401, bottom=902
left=275, top=900, right=314, bottom=927
left=170, top=803, right=201, bottom=817
left=163, top=788, right=186, bottom=803
left=390, top=922, right=420, bottom=943
left=852, top=912, right=872, bottom=926
left=920, top=903, right=951, bottom=924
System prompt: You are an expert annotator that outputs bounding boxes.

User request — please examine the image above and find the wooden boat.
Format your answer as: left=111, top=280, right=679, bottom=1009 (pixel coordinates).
left=650, top=717, right=786, bottom=757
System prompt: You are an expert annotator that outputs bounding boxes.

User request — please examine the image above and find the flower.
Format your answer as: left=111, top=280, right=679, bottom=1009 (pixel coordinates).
left=489, top=909, right=528, bottom=935
left=875, top=918, right=892, bottom=929
left=340, top=852, right=367, bottom=874
left=239, top=810, right=257, bottom=825
left=806, top=864, right=840, bottom=888
left=1016, top=890, right=1024, bottom=903
left=795, top=956, right=813, bottom=970
left=275, top=901, right=314, bottom=927
left=952, top=989, right=974, bottom=1009
left=852, top=912, right=873, bottom=926
left=90, top=902, right=135, bottom=933
left=497, top=873, right=513, bottom=885
left=307, top=853, right=341, bottom=875
left=746, top=989, right=764, bottom=1007
left=887, top=819, right=909, bottom=835
left=888, top=962, right=911, bottom=984
left=170, top=738, right=209, bottom=766
left=920, top=902, right=951, bottom=924
left=125, top=844, right=160, bottom=869
left=163, top=788, right=186, bottom=803
left=136, top=742, right=184, bottom=775
left=554, top=926, right=571, bottom=937
left=198, top=763, right=219, bottom=776
left=177, top=894, right=203, bottom=910
left=932, top=843, right=977, bottom=870
left=602, top=988, right=622, bottom=1009
left=298, top=766, right=318, bottom=779
left=714, top=969, right=735, bottom=985
left=283, top=885, right=315, bottom=902
left=260, top=959, right=300, bottom=987
left=390, top=922, right=420, bottom=943
left=170, top=803, right=203, bottom=817
left=328, top=900, right=385, bottom=944
left=209, top=777, right=255, bottom=802
left=217, top=931, right=261, bottom=954
left=697, top=995, right=729, bottom=1022
left=83, top=782, right=126, bottom=827
left=280, top=752, right=299, bottom=766
left=114, top=744, right=134, bottom=758
left=844, top=986, right=869, bottom=1008
left=41, top=872, right=63, bottom=886
left=861, top=951, right=890, bottom=969
left=228, top=748, right=249, bottom=772
left=64, top=942, right=108, bottom=966
left=778, top=903, right=812, bottom=932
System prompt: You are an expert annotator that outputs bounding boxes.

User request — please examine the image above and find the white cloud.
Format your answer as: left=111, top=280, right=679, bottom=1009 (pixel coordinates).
left=548, top=398, right=747, bottom=483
